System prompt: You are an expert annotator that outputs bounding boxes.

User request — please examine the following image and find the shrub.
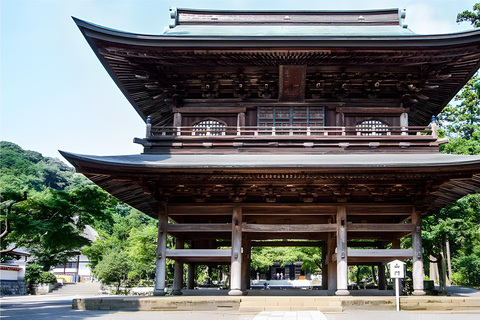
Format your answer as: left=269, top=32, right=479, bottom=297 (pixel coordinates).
left=24, top=263, right=57, bottom=284
left=24, top=263, right=43, bottom=283
left=39, top=271, right=57, bottom=284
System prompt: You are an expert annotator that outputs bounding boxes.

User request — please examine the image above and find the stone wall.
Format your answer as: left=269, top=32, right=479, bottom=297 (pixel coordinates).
left=30, top=283, right=56, bottom=295
left=0, top=280, right=26, bottom=296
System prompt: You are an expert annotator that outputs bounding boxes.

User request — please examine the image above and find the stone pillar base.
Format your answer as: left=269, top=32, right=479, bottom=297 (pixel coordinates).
left=412, top=289, right=426, bottom=296
left=335, top=289, right=350, bottom=296
left=172, top=290, right=183, bottom=295
left=153, top=289, right=166, bottom=296
left=228, top=289, right=244, bottom=296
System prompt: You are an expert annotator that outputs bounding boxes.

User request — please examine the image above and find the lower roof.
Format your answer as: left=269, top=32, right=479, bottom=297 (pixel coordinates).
left=61, top=151, right=480, bottom=172
left=60, top=151, right=480, bottom=217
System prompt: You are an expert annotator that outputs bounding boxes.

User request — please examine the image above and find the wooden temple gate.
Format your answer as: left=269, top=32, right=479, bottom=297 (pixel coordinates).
left=160, top=202, right=423, bottom=296
left=64, top=8, right=480, bottom=296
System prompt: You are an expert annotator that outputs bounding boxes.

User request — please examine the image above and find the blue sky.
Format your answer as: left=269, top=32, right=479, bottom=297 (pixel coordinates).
left=0, top=0, right=478, bottom=161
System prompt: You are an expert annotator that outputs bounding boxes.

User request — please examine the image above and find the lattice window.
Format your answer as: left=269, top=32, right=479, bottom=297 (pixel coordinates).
left=356, top=120, right=389, bottom=136
left=257, top=106, right=325, bottom=127
left=192, top=119, right=226, bottom=136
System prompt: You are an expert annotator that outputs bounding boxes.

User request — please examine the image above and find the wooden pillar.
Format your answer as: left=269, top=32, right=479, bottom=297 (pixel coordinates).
left=392, top=237, right=401, bottom=249
left=322, top=241, right=328, bottom=290
left=378, top=263, right=386, bottom=290
left=173, top=112, right=182, bottom=127
left=229, top=205, right=243, bottom=296
left=154, top=201, right=168, bottom=296
left=247, top=239, right=252, bottom=289
left=336, top=206, right=350, bottom=296
left=327, top=232, right=337, bottom=291
left=400, top=112, right=408, bottom=127
left=241, top=237, right=251, bottom=291
left=172, top=238, right=184, bottom=295
left=412, top=208, right=426, bottom=295
left=237, top=112, right=245, bottom=127
left=187, top=264, right=195, bottom=289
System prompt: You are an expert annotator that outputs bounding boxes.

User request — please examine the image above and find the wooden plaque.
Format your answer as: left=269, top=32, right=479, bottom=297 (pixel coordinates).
left=279, top=65, right=306, bottom=102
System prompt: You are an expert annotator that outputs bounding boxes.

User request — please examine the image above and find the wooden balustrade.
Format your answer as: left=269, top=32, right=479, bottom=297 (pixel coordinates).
left=133, top=124, right=445, bottom=153
left=149, top=125, right=434, bottom=138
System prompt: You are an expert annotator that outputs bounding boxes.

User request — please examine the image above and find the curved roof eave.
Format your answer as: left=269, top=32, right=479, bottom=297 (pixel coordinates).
left=60, top=151, right=480, bottom=173
left=73, top=17, right=480, bottom=48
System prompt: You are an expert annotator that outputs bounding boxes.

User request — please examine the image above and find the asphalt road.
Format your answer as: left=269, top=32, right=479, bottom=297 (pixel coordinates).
left=1, top=295, right=480, bottom=320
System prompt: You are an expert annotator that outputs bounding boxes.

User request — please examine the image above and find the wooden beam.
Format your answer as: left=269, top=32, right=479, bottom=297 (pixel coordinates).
left=347, top=241, right=388, bottom=248
left=336, top=107, right=405, bottom=114
left=347, top=249, right=413, bottom=258
left=251, top=241, right=323, bottom=247
left=167, top=223, right=232, bottom=233
left=347, top=223, right=413, bottom=232
left=172, top=106, right=246, bottom=113
left=168, top=203, right=414, bottom=209
left=166, top=249, right=231, bottom=258
left=243, top=223, right=336, bottom=233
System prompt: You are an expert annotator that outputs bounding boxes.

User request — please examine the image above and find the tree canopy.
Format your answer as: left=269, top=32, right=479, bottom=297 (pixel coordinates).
left=0, top=142, right=115, bottom=270
left=457, top=3, right=480, bottom=28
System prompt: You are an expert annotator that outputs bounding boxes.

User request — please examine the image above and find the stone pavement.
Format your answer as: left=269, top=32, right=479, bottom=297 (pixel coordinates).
left=445, top=285, right=480, bottom=298
left=254, top=311, right=327, bottom=320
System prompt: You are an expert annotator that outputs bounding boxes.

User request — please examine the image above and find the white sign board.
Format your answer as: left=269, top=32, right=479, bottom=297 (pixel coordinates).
left=388, top=259, right=406, bottom=312
left=388, top=260, right=405, bottom=279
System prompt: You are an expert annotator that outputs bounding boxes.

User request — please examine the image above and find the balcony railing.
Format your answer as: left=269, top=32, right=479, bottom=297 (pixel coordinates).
left=135, top=123, right=446, bottom=153
left=148, top=125, right=438, bottom=138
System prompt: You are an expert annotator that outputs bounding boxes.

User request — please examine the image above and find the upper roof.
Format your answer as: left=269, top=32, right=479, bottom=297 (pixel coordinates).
left=73, top=8, right=480, bottom=128
left=164, top=8, right=413, bottom=37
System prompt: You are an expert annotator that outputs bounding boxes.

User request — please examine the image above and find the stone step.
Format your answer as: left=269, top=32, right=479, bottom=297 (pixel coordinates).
left=48, top=282, right=101, bottom=296
left=72, top=295, right=480, bottom=313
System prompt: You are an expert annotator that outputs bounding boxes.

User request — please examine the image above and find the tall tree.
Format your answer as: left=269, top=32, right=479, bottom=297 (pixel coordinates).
left=0, top=186, right=114, bottom=270
left=422, top=4, right=480, bottom=293
left=438, top=76, right=480, bottom=141
left=0, top=141, right=114, bottom=270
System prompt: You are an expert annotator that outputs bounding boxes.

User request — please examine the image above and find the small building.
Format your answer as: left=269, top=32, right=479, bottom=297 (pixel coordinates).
left=0, top=250, right=29, bottom=296
left=62, top=8, right=480, bottom=296
left=51, top=225, right=98, bottom=282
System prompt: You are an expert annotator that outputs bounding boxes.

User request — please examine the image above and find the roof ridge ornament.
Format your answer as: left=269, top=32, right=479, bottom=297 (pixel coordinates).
left=399, top=8, right=408, bottom=28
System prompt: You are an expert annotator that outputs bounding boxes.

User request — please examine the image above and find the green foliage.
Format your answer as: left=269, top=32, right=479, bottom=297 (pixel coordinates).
left=423, top=194, right=480, bottom=257
left=251, top=245, right=322, bottom=274
left=0, top=141, right=91, bottom=195
left=1, top=186, right=114, bottom=270
left=422, top=194, right=480, bottom=292
left=24, top=263, right=43, bottom=283
left=94, top=249, right=131, bottom=290
left=457, top=3, right=480, bottom=28
left=452, top=245, right=480, bottom=287
left=84, top=209, right=174, bottom=286
left=24, top=263, right=57, bottom=284
left=0, top=141, right=116, bottom=271
left=126, top=225, right=158, bottom=280
left=440, top=130, right=480, bottom=155
left=39, top=271, right=58, bottom=284
left=438, top=76, right=480, bottom=140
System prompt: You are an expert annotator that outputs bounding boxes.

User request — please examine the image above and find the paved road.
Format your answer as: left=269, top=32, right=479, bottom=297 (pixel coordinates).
left=1, top=294, right=480, bottom=320
left=445, top=285, right=480, bottom=297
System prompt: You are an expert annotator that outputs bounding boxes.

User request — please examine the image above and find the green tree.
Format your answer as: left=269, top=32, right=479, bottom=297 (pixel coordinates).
left=457, top=3, right=480, bottom=28
left=251, top=245, right=323, bottom=275
left=452, top=245, right=480, bottom=287
left=1, top=186, right=114, bottom=270
left=422, top=194, right=480, bottom=293
left=94, top=249, right=131, bottom=293
left=126, top=225, right=158, bottom=280
left=438, top=76, right=480, bottom=141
